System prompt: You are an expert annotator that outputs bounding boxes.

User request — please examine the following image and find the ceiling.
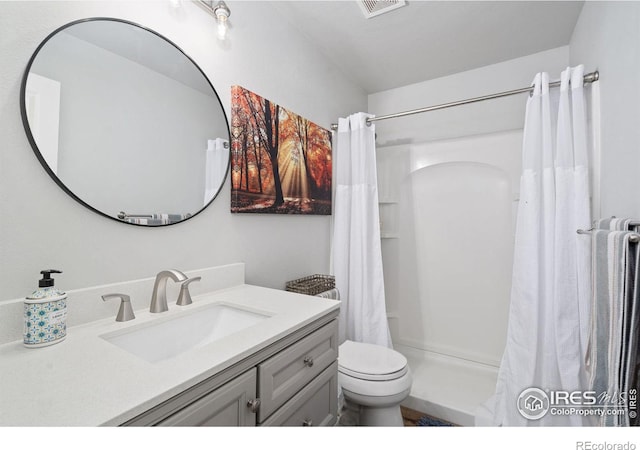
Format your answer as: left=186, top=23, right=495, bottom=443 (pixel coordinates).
left=273, top=0, right=585, bottom=93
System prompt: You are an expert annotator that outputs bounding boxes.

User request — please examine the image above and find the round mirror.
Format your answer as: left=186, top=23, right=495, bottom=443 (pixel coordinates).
left=21, top=18, right=230, bottom=226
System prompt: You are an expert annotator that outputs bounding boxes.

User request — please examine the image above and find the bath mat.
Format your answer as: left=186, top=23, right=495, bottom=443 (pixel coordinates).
left=416, top=415, right=455, bottom=426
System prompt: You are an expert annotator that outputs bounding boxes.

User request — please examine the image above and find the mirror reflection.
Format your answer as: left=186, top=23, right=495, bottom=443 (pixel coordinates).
left=22, top=18, right=230, bottom=226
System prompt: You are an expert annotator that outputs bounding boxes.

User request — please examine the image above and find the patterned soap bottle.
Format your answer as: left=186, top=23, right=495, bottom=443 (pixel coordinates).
left=24, top=270, right=67, bottom=348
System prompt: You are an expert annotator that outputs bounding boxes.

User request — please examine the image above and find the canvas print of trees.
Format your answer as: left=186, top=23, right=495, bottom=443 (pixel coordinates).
left=230, top=86, right=332, bottom=214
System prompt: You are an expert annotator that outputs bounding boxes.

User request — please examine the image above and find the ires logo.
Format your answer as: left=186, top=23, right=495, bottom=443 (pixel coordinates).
left=517, top=388, right=550, bottom=420
left=549, top=390, right=598, bottom=406
left=517, top=388, right=637, bottom=420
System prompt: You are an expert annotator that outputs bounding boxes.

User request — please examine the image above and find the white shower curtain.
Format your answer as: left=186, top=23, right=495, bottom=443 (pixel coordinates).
left=333, top=113, right=391, bottom=348
left=204, top=138, right=229, bottom=206
left=492, top=65, right=592, bottom=426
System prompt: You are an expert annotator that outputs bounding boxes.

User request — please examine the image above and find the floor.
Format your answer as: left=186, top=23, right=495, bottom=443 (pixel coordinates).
left=337, top=403, right=457, bottom=426
left=401, top=406, right=458, bottom=427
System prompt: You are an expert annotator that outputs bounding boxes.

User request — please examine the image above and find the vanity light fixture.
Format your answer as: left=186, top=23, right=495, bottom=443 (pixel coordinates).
left=197, top=0, right=231, bottom=40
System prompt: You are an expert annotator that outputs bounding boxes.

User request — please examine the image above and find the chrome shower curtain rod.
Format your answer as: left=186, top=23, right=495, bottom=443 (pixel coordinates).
left=330, top=71, right=599, bottom=131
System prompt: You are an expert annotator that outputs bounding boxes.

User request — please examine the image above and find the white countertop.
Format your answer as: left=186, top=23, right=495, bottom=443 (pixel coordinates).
left=0, top=284, right=340, bottom=426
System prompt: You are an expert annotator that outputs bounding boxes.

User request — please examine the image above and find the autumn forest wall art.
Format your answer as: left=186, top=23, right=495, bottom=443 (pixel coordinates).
left=230, top=86, right=332, bottom=214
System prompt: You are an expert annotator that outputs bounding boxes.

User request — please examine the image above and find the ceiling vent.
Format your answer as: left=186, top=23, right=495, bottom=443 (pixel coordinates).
left=357, top=0, right=406, bottom=19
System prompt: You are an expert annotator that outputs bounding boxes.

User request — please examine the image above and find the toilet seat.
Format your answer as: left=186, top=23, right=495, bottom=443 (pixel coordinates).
left=340, top=365, right=408, bottom=381
left=338, top=340, right=408, bottom=381
left=339, top=367, right=413, bottom=399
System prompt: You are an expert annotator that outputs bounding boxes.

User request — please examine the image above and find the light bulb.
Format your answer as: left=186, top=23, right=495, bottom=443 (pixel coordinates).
left=216, top=15, right=228, bottom=40
left=213, top=1, right=230, bottom=41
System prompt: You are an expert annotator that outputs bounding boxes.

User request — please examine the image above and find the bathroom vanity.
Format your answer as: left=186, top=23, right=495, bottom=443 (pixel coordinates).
left=126, top=314, right=338, bottom=426
left=0, top=267, right=340, bottom=426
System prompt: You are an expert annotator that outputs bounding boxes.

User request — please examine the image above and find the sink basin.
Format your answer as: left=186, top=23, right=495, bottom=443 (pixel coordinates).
left=101, top=303, right=270, bottom=363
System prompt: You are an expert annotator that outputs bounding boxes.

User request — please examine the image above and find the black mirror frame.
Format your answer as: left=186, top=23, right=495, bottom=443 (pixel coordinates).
left=20, top=17, right=231, bottom=227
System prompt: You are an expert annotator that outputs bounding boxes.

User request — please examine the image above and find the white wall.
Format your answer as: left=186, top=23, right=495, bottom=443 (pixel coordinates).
left=0, top=0, right=366, bottom=301
left=570, top=1, right=640, bottom=219
left=370, top=47, right=570, bottom=364
left=369, top=47, right=570, bottom=145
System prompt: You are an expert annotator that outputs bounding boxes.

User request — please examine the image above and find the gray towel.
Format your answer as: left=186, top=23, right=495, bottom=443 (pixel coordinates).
left=623, top=241, right=640, bottom=426
left=587, top=229, right=639, bottom=426
left=598, top=217, right=639, bottom=232
left=597, top=217, right=614, bottom=230
left=587, top=230, right=613, bottom=417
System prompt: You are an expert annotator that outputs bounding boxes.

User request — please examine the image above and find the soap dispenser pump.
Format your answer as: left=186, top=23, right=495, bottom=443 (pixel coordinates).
left=24, top=269, right=68, bottom=348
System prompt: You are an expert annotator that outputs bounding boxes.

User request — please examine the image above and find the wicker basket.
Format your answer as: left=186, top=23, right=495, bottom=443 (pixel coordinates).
left=285, top=274, right=335, bottom=296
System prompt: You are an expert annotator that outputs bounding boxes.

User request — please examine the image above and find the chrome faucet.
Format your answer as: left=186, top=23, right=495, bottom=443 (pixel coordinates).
left=150, top=269, right=188, bottom=313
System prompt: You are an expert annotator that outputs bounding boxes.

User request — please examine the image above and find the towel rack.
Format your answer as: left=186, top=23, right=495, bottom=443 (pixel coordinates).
left=577, top=228, right=640, bottom=243
left=603, top=216, right=640, bottom=227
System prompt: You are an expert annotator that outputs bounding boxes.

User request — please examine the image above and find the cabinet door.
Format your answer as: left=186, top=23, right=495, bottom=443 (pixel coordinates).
left=260, top=362, right=338, bottom=427
left=158, top=368, right=257, bottom=426
left=258, top=320, right=338, bottom=422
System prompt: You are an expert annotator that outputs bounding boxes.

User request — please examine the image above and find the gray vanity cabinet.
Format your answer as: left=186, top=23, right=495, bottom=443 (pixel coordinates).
left=125, top=314, right=339, bottom=427
left=157, top=368, right=257, bottom=426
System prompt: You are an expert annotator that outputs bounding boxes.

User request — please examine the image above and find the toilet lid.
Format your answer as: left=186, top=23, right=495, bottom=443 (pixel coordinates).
left=338, top=340, right=408, bottom=381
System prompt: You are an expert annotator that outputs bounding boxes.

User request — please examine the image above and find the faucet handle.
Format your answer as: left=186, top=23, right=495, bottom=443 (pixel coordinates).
left=102, top=293, right=136, bottom=322
left=176, top=277, right=201, bottom=306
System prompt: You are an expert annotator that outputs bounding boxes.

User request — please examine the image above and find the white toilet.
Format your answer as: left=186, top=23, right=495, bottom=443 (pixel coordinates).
left=338, top=340, right=413, bottom=426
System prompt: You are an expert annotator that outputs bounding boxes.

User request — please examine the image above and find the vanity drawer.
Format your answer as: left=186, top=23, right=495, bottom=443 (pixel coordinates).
left=260, top=361, right=338, bottom=426
left=257, top=319, right=338, bottom=422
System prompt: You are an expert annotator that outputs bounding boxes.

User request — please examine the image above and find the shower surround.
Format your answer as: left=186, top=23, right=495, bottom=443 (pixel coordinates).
left=369, top=46, right=570, bottom=425
left=377, top=131, right=520, bottom=425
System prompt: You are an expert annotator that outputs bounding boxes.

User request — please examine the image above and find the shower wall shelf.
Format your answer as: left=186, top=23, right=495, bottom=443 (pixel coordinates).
left=379, top=202, right=399, bottom=238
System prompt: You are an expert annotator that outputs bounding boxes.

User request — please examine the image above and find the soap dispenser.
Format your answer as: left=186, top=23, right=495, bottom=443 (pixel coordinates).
left=24, top=270, right=68, bottom=348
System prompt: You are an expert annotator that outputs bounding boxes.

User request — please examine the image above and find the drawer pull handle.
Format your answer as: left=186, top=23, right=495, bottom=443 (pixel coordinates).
left=302, top=419, right=313, bottom=426
left=247, top=398, right=261, bottom=413
left=303, top=356, right=314, bottom=367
